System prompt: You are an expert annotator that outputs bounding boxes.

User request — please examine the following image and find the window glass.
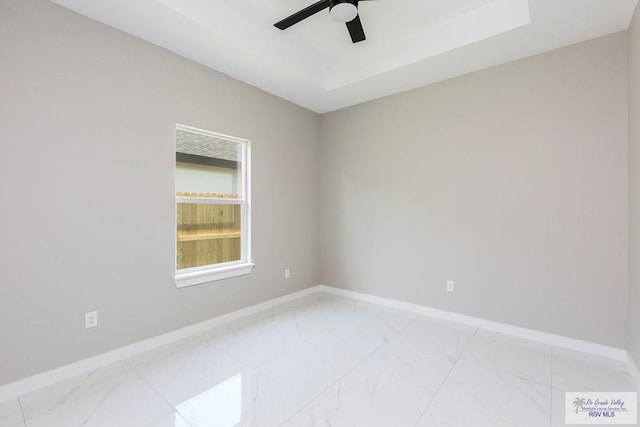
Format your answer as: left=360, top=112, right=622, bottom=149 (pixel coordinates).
left=175, top=125, right=251, bottom=283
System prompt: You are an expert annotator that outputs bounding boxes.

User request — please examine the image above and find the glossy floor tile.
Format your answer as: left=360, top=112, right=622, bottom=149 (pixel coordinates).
left=0, top=398, right=24, bottom=427
left=144, top=412, right=191, bottom=427
left=256, top=339, right=355, bottom=403
left=416, top=395, right=515, bottom=427
left=126, top=337, right=245, bottom=407
left=8, top=293, right=639, bottom=426
left=19, top=360, right=138, bottom=420
left=176, top=370, right=305, bottom=427
left=24, top=376, right=172, bottom=427
left=437, top=356, right=552, bottom=426
left=281, top=363, right=434, bottom=427
left=360, top=317, right=476, bottom=392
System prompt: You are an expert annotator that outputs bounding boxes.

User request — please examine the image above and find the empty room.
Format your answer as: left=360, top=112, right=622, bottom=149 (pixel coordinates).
left=1, top=0, right=640, bottom=426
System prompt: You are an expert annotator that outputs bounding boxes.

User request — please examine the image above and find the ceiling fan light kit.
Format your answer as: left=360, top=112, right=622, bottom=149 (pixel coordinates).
left=274, top=0, right=375, bottom=44
left=329, top=1, right=358, bottom=23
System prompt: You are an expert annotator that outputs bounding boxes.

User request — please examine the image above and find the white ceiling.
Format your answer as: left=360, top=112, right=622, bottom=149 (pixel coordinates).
left=51, top=0, right=637, bottom=113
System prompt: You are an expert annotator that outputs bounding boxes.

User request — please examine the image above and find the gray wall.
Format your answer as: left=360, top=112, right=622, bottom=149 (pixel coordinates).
left=629, top=4, right=640, bottom=364
left=320, top=32, right=630, bottom=347
left=0, top=0, right=320, bottom=385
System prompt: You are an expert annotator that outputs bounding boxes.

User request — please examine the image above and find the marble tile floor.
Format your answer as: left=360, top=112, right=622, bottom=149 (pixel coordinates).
left=1, top=293, right=636, bottom=427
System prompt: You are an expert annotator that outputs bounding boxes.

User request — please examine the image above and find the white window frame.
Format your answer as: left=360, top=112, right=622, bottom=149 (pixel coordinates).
left=174, top=124, right=253, bottom=288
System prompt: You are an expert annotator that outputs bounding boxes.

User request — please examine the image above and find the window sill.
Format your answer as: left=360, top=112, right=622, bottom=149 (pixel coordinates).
left=174, top=263, right=254, bottom=288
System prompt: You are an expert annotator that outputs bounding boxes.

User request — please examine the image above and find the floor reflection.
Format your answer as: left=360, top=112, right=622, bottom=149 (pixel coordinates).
left=176, top=374, right=242, bottom=427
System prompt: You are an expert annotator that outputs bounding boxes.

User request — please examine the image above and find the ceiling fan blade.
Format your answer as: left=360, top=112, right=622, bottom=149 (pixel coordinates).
left=346, top=15, right=365, bottom=43
left=274, top=0, right=330, bottom=30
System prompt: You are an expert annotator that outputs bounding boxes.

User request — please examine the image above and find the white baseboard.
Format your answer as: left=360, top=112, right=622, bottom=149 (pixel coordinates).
left=0, top=286, right=320, bottom=402
left=317, top=284, right=629, bottom=361
left=0, top=283, right=631, bottom=402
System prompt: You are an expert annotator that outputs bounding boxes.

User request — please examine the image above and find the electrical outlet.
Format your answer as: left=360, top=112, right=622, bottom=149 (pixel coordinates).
left=85, top=311, right=98, bottom=328
left=284, top=268, right=290, bottom=279
left=447, top=281, right=455, bottom=292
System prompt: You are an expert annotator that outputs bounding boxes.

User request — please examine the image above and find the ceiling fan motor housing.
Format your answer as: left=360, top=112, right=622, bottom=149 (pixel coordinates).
left=329, top=0, right=359, bottom=23
left=329, top=0, right=358, bottom=6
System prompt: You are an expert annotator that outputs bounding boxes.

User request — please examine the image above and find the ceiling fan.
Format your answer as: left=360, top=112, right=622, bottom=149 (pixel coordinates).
left=274, top=0, right=376, bottom=44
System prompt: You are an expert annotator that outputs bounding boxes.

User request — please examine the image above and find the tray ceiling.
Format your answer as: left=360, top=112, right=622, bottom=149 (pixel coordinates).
left=50, top=0, right=638, bottom=113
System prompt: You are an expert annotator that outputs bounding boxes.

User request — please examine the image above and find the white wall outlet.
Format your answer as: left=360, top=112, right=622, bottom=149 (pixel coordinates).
left=284, top=268, right=290, bottom=279
left=447, top=281, right=455, bottom=292
left=85, top=311, right=98, bottom=328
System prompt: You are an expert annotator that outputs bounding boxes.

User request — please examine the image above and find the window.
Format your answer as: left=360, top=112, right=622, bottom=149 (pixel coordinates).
left=174, top=124, right=252, bottom=287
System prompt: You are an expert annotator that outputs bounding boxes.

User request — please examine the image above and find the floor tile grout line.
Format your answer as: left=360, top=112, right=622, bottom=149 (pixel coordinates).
left=202, top=297, right=354, bottom=369
left=165, top=364, right=274, bottom=416
left=419, top=327, right=555, bottom=426
left=16, top=394, right=26, bottom=426
left=201, top=337, right=257, bottom=372
left=120, top=358, right=191, bottom=427
left=11, top=361, right=143, bottom=425
left=277, top=313, right=410, bottom=425
left=276, top=343, right=387, bottom=426
left=128, top=298, right=373, bottom=427
left=413, top=327, right=480, bottom=427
